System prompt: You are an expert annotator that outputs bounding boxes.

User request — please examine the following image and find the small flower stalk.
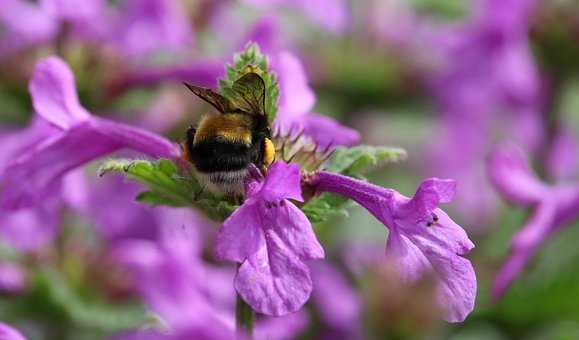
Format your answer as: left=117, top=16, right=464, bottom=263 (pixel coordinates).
left=95, top=43, right=477, bottom=334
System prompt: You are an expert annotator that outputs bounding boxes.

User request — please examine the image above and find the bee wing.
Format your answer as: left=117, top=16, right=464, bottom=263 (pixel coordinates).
left=229, top=72, right=266, bottom=116
left=184, top=83, right=237, bottom=114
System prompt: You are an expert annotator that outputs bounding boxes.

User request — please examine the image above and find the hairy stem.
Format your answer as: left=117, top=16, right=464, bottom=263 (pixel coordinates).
left=235, top=292, right=255, bottom=337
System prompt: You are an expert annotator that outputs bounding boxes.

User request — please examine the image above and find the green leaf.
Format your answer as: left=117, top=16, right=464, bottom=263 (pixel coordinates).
left=302, top=192, right=351, bottom=224
left=323, top=145, right=407, bottom=177
left=98, top=159, right=238, bottom=222
left=0, top=269, right=152, bottom=334
left=40, top=269, right=152, bottom=332
left=219, top=42, right=280, bottom=122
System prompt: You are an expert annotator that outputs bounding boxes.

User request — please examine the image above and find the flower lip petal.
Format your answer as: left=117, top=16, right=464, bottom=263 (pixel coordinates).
left=258, top=161, right=303, bottom=202
left=487, top=144, right=548, bottom=205
left=29, top=56, right=91, bottom=129
left=407, top=178, right=457, bottom=217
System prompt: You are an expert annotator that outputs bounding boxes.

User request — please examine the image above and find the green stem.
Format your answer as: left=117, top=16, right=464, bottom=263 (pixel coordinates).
left=235, top=292, right=254, bottom=337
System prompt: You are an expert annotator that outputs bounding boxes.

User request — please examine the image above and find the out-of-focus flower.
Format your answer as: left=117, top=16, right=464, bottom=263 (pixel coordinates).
left=0, top=202, right=59, bottom=251
left=241, top=0, right=349, bottom=34
left=0, top=0, right=107, bottom=56
left=41, top=0, right=105, bottom=23
left=0, top=56, right=180, bottom=210
left=0, top=121, right=71, bottom=251
left=114, top=214, right=234, bottom=339
left=115, top=208, right=309, bottom=339
left=110, top=0, right=193, bottom=58
left=272, top=51, right=360, bottom=148
left=108, top=59, right=222, bottom=97
left=0, top=0, right=57, bottom=56
left=243, top=16, right=285, bottom=55
left=308, top=173, right=477, bottom=322
left=488, top=145, right=579, bottom=298
left=0, top=323, right=26, bottom=340
left=0, top=262, right=26, bottom=294
left=214, top=162, right=324, bottom=316
left=424, top=0, right=543, bottom=226
left=364, top=0, right=425, bottom=49
left=85, top=176, right=159, bottom=244
left=310, top=261, right=362, bottom=338
left=546, top=130, right=579, bottom=181
left=40, top=0, right=107, bottom=41
left=0, top=0, right=194, bottom=60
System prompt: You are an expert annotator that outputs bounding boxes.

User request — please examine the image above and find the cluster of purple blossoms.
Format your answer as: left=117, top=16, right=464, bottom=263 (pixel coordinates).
left=0, top=15, right=478, bottom=334
left=429, top=0, right=543, bottom=226
left=0, top=0, right=193, bottom=59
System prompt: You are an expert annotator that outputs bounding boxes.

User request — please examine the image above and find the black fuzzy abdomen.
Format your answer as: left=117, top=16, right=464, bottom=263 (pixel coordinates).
left=189, top=139, right=253, bottom=173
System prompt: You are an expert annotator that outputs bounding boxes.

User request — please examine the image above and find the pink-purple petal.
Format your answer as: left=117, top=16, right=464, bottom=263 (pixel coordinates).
left=214, top=203, right=263, bottom=263
left=260, top=162, right=303, bottom=202
left=492, top=201, right=556, bottom=299
left=268, top=202, right=324, bottom=260
left=0, top=205, right=59, bottom=251
left=310, top=261, right=361, bottom=330
left=297, top=113, right=360, bottom=148
left=274, top=51, right=315, bottom=118
left=487, top=145, right=548, bottom=206
left=1, top=122, right=117, bottom=209
left=0, top=323, right=26, bottom=340
left=0, top=262, right=26, bottom=294
left=385, top=230, right=431, bottom=282
left=235, top=235, right=313, bottom=316
left=29, top=56, right=90, bottom=129
left=90, top=117, right=179, bottom=159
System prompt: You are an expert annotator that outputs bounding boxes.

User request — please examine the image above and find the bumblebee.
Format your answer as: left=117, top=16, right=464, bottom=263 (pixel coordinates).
left=182, top=72, right=275, bottom=196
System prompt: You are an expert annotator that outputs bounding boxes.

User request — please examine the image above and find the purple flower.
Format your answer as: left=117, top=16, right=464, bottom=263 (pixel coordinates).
left=242, top=0, right=349, bottom=34
left=0, top=0, right=108, bottom=56
left=40, top=0, right=107, bottom=41
left=108, top=59, right=223, bottom=97
left=488, top=145, right=579, bottom=298
left=422, top=0, right=543, bottom=226
left=254, top=312, right=309, bottom=340
left=0, top=56, right=180, bottom=210
left=272, top=51, right=360, bottom=148
left=242, top=16, right=285, bottom=55
left=84, top=176, right=159, bottom=244
left=0, top=202, right=59, bottom=251
left=308, top=173, right=477, bottom=322
left=0, top=262, right=26, bottom=294
left=114, top=216, right=234, bottom=338
left=115, top=209, right=308, bottom=339
left=310, top=261, right=362, bottom=338
left=214, top=161, right=324, bottom=316
left=0, top=121, right=65, bottom=251
left=546, top=130, right=579, bottom=181
left=41, top=0, right=105, bottom=22
left=0, top=323, right=26, bottom=340
left=110, top=0, right=194, bottom=58
left=0, top=0, right=57, bottom=56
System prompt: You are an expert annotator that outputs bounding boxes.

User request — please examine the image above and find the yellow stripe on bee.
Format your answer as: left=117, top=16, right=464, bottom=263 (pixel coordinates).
left=263, top=138, right=275, bottom=167
left=194, top=114, right=252, bottom=144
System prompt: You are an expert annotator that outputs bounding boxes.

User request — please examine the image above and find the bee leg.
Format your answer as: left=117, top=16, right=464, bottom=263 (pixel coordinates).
left=182, top=126, right=196, bottom=162
left=234, top=194, right=244, bottom=205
